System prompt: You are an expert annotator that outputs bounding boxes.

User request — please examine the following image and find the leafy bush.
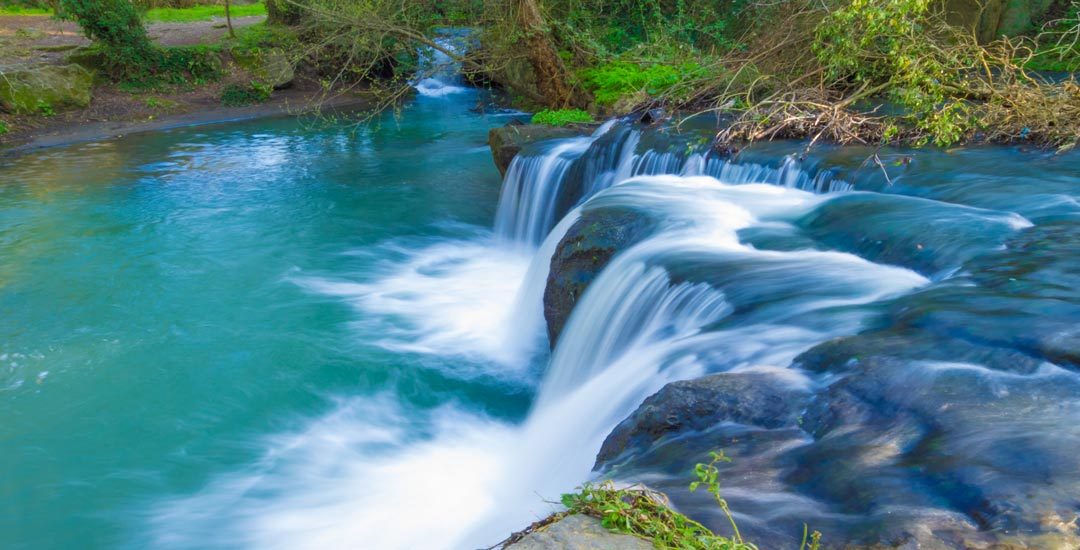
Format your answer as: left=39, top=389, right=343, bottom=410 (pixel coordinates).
left=580, top=60, right=703, bottom=105
left=0, top=120, right=9, bottom=135
left=117, top=45, right=223, bottom=90
left=221, top=81, right=272, bottom=105
left=61, top=0, right=155, bottom=75
left=531, top=108, right=594, bottom=126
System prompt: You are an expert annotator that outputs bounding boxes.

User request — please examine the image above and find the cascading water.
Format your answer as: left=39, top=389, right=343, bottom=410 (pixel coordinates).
left=8, top=25, right=1079, bottom=549
left=151, top=125, right=932, bottom=548
left=493, top=122, right=853, bottom=249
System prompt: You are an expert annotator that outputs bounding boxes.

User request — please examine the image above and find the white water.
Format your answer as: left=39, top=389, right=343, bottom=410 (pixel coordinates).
left=155, top=139, right=928, bottom=547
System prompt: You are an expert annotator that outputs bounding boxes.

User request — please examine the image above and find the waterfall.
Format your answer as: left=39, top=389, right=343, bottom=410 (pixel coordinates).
left=154, top=119, right=928, bottom=550
left=412, top=33, right=470, bottom=97
left=493, top=121, right=852, bottom=247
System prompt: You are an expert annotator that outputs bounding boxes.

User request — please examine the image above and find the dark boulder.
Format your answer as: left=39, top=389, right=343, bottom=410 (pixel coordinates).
left=544, top=207, right=656, bottom=347
left=594, top=371, right=810, bottom=469
left=488, top=124, right=592, bottom=177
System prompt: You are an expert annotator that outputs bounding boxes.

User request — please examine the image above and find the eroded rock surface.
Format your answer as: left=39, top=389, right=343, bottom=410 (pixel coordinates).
left=508, top=514, right=652, bottom=550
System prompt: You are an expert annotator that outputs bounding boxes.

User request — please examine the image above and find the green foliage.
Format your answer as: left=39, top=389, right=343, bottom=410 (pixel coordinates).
left=549, top=0, right=747, bottom=54
left=813, top=0, right=978, bottom=146
left=0, top=120, right=9, bottom=136
left=561, top=482, right=755, bottom=549
left=228, top=21, right=298, bottom=54
left=531, top=108, right=593, bottom=126
left=143, top=1, right=265, bottom=23
left=221, top=81, right=272, bottom=105
left=61, top=0, right=155, bottom=76
left=580, top=60, right=703, bottom=105
left=118, top=45, right=224, bottom=90
left=561, top=451, right=822, bottom=549
left=36, top=99, right=55, bottom=116
left=1030, top=1, right=1080, bottom=71
left=814, top=0, right=933, bottom=83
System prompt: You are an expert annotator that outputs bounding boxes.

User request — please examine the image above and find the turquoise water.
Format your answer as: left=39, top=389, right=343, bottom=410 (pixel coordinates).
left=1, top=96, right=534, bottom=548
left=6, top=73, right=1080, bottom=548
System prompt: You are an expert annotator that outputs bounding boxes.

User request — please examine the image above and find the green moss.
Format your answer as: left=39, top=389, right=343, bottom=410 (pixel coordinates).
left=0, top=64, right=93, bottom=114
left=531, top=108, right=594, bottom=126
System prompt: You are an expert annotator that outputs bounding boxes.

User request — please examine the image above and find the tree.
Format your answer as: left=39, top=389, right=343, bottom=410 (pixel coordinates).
left=516, top=0, right=575, bottom=107
left=60, top=0, right=156, bottom=76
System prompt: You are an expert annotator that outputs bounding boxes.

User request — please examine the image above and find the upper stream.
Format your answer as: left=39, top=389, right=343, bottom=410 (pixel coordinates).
left=3, top=51, right=1080, bottom=549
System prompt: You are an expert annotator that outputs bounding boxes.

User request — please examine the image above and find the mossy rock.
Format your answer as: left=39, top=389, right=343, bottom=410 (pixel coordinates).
left=488, top=123, right=593, bottom=176
left=0, top=64, right=93, bottom=115
left=232, top=48, right=294, bottom=89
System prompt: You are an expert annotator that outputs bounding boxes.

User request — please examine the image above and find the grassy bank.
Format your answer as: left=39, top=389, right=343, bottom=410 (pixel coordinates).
left=144, top=2, right=265, bottom=23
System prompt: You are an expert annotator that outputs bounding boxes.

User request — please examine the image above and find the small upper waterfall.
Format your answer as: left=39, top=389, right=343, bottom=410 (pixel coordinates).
left=493, top=121, right=853, bottom=247
left=412, top=32, right=471, bottom=97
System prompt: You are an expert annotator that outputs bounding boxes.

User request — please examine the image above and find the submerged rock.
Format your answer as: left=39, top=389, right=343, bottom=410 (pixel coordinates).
left=595, top=371, right=809, bottom=468
left=488, top=124, right=592, bottom=177
left=508, top=514, right=652, bottom=550
left=0, top=64, right=93, bottom=114
left=544, top=207, right=655, bottom=347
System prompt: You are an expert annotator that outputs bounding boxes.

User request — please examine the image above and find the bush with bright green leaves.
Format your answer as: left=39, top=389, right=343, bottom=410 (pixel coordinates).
left=531, top=108, right=594, bottom=126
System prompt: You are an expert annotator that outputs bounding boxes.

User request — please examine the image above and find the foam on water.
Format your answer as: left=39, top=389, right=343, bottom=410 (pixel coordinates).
left=292, top=237, right=534, bottom=369
left=153, top=171, right=929, bottom=549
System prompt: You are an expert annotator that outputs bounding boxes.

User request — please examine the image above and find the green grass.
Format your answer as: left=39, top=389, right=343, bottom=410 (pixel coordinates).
left=531, top=108, right=594, bottom=126
left=557, top=451, right=822, bottom=550
left=0, top=5, right=51, bottom=15
left=226, top=21, right=298, bottom=53
left=0, top=120, right=9, bottom=136
left=144, top=2, right=265, bottom=23
left=0, top=2, right=266, bottom=21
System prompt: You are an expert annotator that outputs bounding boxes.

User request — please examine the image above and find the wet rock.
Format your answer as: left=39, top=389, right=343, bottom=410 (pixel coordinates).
left=232, top=48, right=295, bottom=89
left=488, top=124, right=592, bottom=177
left=798, top=193, right=1027, bottom=276
left=0, top=64, right=93, bottom=114
left=595, top=371, right=810, bottom=468
left=638, top=108, right=667, bottom=125
left=544, top=207, right=656, bottom=347
left=508, top=514, right=652, bottom=550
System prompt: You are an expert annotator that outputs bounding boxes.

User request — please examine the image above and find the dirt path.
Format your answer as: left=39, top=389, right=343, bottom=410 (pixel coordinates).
left=0, top=14, right=265, bottom=66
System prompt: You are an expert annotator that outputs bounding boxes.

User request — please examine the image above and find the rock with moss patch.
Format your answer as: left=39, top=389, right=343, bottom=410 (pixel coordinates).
left=508, top=514, right=653, bottom=550
left=488, top=123, right=592, bottom=176
left=233, top=48, right=295, bottom=89
left=0, top=64, right=94, bottom=115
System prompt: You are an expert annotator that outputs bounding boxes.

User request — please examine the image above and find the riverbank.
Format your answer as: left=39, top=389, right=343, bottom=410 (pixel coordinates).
left=1, top=89, right=371, bottom=156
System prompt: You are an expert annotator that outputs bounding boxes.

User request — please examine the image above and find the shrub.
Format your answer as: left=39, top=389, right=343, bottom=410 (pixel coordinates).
left=60, top=0, right=156, bottom=76
left=0, top=120, right=9, bottom=135
left=531, top=108, right=593, bottom=126
left=580, top=60, right=703, bottom=105
left=221, top=81, right=272, bottom=105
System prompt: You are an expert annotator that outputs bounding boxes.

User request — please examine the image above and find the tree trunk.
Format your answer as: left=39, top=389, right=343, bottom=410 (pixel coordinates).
left=225, top=0, right=235, bottom=38
left=517, top=0, right=575, bottom=108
